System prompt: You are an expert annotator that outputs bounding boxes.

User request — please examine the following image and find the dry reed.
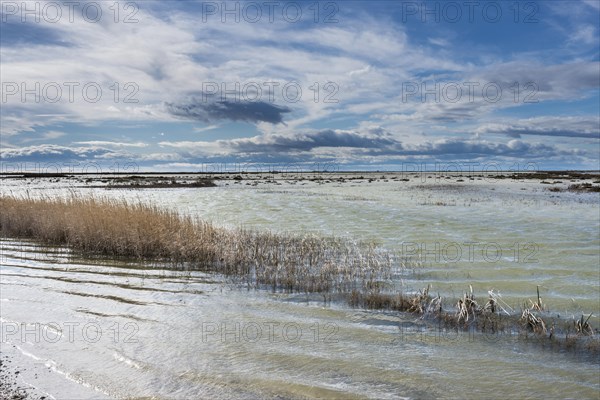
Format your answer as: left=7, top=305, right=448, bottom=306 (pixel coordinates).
left=0, top=194, right=391, bottom=295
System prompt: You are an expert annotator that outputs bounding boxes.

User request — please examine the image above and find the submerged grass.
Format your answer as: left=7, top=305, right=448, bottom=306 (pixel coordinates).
left=350, top=286, right=600, bottom=357
left=1, top=194, right=598, bottom=357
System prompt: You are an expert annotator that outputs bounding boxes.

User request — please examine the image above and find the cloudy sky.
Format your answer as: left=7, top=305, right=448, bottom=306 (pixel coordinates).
left=1, top=0, right=599, bottom=171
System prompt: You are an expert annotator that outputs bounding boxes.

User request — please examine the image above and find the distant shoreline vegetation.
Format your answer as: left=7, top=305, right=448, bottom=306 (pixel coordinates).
left=1, top=170, right=599, bottom=192
left=0, top=194, right=598, bottom=357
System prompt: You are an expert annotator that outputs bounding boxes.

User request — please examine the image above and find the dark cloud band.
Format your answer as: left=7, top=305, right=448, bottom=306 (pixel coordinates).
left=165, top=96, right=291, bottom=125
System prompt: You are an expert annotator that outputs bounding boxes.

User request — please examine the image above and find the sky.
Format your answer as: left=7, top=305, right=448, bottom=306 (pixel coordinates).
left=1, top=0, right=599, bottom=172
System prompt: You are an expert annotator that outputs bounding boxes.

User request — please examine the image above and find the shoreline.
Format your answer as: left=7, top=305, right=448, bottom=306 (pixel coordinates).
left=0, top=348, right=47, bottom=400
left=0, top=343, right=104, bottom=400
left=0, top=352, right=30, bottom=400
left=1, top=170, right=599, bottom=193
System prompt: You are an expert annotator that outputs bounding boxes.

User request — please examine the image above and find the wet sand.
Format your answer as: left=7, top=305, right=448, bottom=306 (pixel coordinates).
left=0, top=351, right=40, bottom=400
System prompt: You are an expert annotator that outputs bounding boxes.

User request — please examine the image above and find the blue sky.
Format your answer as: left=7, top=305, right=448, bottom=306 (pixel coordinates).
left=1, top=0, right=599, bottom=171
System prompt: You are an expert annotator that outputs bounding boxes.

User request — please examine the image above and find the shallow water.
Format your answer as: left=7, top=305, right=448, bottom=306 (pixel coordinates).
left=1, top=176, right=599, bottom=398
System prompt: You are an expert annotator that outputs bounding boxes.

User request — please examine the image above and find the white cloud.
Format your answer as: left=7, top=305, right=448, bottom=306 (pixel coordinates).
left=583, top=0, right=600, bottom=10
left=74, top=141, right=149, bottom=148
left=473, top=116, right=600, bottom=139
left=193, top=125, right=220, bottom=133
left=571, top=25, right=597, bottom=44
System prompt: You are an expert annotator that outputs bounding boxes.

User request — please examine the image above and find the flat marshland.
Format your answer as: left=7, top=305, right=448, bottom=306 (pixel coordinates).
left=1, top=171, right=599, bottom=399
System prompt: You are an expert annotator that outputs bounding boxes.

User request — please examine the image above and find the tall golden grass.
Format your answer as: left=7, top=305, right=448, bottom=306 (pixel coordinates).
left=0, top=195, right=392, bottom=294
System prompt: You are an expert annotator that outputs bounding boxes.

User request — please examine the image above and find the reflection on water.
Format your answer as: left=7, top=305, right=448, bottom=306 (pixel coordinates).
left=1, top=178, right=599, bottom=398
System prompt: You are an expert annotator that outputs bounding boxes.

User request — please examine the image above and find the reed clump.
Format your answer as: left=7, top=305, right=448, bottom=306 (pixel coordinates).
left=348, top=283, right=598, bottom=356
left=0, top=194, right=391, bottom=295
